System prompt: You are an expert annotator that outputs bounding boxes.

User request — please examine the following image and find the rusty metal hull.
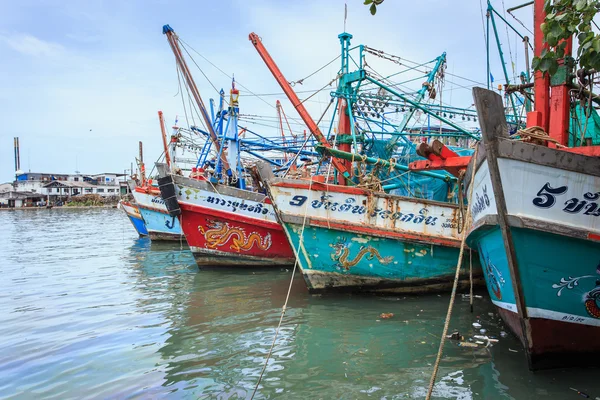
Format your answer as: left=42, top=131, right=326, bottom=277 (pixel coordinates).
left=498, top=306, right=600, bottom=370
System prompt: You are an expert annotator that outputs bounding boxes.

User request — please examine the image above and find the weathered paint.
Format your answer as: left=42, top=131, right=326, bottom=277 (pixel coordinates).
left=132, top=187, right=183, bottom=241
left=470, top=159, right=600, bottom=233
left=467, top=144, right=600, bottom=369
left=119, top=200, right=148, bottom=237
left=269, top=179, right=482, bottom=293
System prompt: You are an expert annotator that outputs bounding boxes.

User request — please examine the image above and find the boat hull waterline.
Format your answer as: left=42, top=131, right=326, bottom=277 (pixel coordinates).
left=468, top=155, right=600, bottom=369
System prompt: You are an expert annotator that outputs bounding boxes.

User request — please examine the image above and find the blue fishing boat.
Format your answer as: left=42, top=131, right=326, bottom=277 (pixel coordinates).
left=119, top=199, right=149, bottom=237
left=131, top=183, right=183, bottom=241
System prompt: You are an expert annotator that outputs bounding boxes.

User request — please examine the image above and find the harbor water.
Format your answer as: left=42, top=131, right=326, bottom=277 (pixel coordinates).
left=1, top=208, right=599, bottom=399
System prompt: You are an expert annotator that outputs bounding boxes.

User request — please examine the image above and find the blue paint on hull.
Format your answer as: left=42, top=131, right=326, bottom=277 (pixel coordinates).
left=470, top=226, right=600, bottom=325
left=128, top=214, right=149, bottom=237
left=138, top=207, right=182, bottom=238
left=283, top=222, right=481, bottom=292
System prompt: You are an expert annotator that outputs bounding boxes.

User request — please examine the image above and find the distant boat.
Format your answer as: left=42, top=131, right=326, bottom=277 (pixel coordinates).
left=130, top=180, right=183, bottom=241
left=119, top=199, right=149, bottom=237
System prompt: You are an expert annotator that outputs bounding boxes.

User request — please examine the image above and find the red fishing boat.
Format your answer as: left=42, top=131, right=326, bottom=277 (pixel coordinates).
left=157, top=24, right=294, bottom=267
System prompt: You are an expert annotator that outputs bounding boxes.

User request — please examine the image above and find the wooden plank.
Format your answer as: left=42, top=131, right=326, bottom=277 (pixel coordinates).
left=472, top=87, right=533, bottom=366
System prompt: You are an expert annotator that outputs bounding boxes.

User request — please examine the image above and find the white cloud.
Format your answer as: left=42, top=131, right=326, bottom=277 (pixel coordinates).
left=0, top=33, right=65, bottom=58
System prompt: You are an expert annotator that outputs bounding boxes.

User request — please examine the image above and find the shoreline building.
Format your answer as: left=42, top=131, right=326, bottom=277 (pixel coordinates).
left=1, top=172, right=130, bottom=208
left=1, top=137, right=130, bottom=208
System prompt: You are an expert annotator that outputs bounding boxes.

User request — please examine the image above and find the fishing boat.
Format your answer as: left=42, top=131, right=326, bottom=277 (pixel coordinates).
left=119, top=199, right=149, bottom=237
left=129, top=118, right=183, bottom=242
left=131, top=183, right=183, bottom=241
left=258, top=167, right=481, bottom=293
left=411, top=0, right=600, bottom=369
left=466, top=87, right=600, bottom=369
left=158, top=166, right=294, bottom=267
left=157, top=25, right=295, bottom=267
left=250, top=32, right=484, bottom=292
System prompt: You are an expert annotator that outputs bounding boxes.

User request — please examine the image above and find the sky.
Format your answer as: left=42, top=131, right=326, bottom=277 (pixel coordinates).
left=0, top=0, right=534, bottom=183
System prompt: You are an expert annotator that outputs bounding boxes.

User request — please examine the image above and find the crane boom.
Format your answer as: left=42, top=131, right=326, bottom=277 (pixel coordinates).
left=163, top=25, right=230, bottom=172
left=249, top=32, right=350, bottom=182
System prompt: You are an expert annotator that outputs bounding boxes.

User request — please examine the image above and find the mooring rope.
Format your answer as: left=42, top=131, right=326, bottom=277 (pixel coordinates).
left=425, top=146, right=478, bottom=400
left=250, top=178, right=314, bottom=399
left=469, top=249, right=474, bottom=313
left=516, top=126, right=566, bottom=148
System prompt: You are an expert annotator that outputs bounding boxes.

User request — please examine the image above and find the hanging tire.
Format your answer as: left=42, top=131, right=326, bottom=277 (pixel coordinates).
left=158, top=176, right=181, bottom=217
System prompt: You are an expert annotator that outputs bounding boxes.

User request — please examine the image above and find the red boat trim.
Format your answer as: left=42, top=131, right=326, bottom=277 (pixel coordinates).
left=562, top=145, right=600, bottom=157
left=271, top=180, right=368, bottom=196
left=135, top=186, right=161, bottom=195
left=179, top=201, right=283, bottom=231
left=588, top=232, right=600, bottom=242
left=308, top=218, right=461, bottom=248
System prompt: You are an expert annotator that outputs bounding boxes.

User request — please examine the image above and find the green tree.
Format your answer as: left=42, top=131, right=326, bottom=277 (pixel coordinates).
left=364, top=0, right=384, bottom=15
left=533, top=0, right=600, bottom=75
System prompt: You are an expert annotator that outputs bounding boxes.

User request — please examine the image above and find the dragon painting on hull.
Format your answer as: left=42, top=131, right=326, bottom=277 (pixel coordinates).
left=199, top=219, right=272, bottom=252
left=330, top=241, right=393, bottom=270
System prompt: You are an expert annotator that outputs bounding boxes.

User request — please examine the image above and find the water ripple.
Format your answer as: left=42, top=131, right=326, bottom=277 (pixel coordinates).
left=1, top=208, right=599, bottom=399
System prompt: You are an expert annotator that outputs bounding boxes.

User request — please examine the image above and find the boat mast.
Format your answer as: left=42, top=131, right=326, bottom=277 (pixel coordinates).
left=223, top=79, right=246, bottom=189
left=275, top=100, right=289, bottom=163
left=158, top=111, right=172, bottom=170
left=163, top=25, right=230, bottom=173
left=249, top=32, right=351, bottom=183
left=336, top=32, right=354, bottom=180
left=384, top=52, right=447, bottom=154
left=138, top=141, right=146, bottom=186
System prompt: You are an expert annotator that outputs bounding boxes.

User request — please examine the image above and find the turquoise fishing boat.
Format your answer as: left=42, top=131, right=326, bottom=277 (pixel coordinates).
left=258, top=170, right=483, bottom=293
left=406, top=0, right=600, bottom=369
left=251, top=31, right=484, bottom=293
left=465, top=87, right=600, bottom=370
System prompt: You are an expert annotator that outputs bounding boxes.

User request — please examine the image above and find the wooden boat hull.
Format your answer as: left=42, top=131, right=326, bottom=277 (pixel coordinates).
left=131, top=187, right=183, bottom=241
left=120, top=200, right=149, bottom=237
left=161, top=174, right=295, bottom=267
left=470, top=221, right=600, bottom=369
left=467, top=88, right=600, bottom=369
left=267, top=178, right=483, bottom=294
